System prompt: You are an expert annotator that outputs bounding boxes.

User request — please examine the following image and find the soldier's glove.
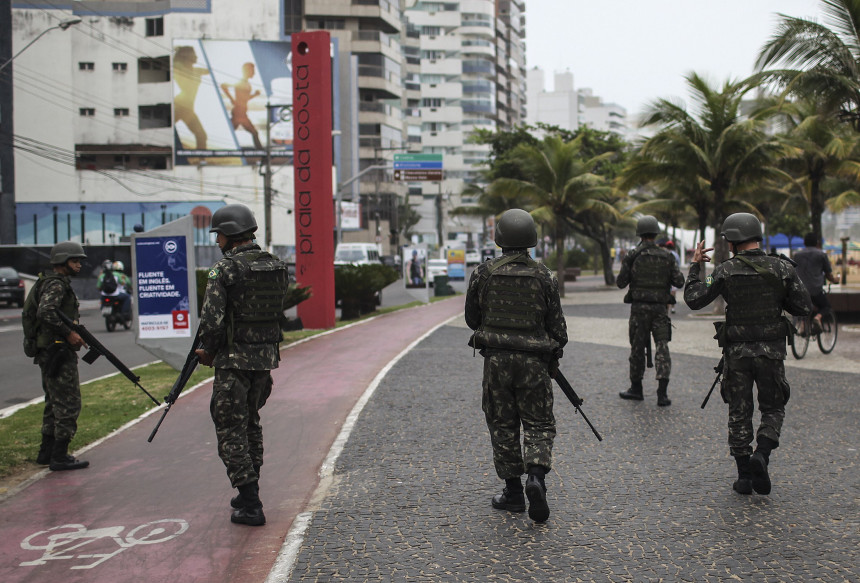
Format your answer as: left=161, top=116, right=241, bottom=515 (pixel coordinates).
left=548, top=359, right=560, bottom=378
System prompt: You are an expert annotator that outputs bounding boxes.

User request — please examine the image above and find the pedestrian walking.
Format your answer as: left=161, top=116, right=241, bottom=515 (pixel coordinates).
left=684, top=213, right=811, bottom=495
left=465, top=209, right=568, bottom=523
left=616, top=216, right=684, bottom=406
left=25, top=241, right=90, bottom=471
left=194, top=204, right=290, bottom=526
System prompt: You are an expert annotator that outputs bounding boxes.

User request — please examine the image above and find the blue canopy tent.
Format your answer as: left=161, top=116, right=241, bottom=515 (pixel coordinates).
left=764, top=233, right=804, bottom=251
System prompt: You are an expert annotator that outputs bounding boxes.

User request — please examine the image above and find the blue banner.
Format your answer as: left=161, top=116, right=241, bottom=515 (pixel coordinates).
left=134, top=236, right=191, bottom=338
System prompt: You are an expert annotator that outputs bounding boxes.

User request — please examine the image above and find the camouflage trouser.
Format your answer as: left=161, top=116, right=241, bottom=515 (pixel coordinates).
left=37, top=347, right=81, bottom=441
left=628, top=303, right=672, bottom=381
left=482, top=351, right=555, bottom=479
left=722, top=356, right=789, bottom=457
left=210, top=368, right=273, bottom=488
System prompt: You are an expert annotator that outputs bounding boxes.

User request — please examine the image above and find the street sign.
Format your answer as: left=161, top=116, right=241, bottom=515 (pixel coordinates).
left=393, top=153, right=443, bottom=170
left=393, top=169, right=443, bottom=181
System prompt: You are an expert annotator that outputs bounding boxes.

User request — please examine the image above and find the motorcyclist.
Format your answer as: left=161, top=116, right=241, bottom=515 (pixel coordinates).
left=97, top=260, right=132, bottom=321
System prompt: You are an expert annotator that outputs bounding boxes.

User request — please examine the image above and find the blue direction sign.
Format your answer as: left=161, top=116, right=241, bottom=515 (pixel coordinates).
left=393, top=153, right=443, bottom=170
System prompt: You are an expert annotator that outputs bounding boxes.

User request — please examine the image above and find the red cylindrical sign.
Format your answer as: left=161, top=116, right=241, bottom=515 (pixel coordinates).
left=292, top=32, right=335, bottom=329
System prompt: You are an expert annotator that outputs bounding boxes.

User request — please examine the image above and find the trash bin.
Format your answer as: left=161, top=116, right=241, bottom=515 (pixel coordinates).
left=434, top=275, right=454, bottom=297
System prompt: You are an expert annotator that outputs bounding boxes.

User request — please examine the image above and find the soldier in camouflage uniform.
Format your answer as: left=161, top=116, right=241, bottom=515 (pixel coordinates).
left=684, top=213, right=811, bottom=495
left=616, top=216, right=684, bottom=406
left=465, top=209, right=567, bottom=523
left=195, top=204, right=290, bottom=526
left=30, top=242, right=90, bottom=471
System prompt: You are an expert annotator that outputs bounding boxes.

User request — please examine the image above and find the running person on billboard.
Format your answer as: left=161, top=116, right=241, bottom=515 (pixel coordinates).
left=221, top=62, right=264, bottom=151
left=174, top=45, right=210, bottom=150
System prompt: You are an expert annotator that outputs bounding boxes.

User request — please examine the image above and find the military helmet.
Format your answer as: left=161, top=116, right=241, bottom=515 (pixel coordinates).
left=721, top=212, right=762, bottom=244
left=210, top=204, right=258, bottom=237
left=636, top=215, right=660, bottom=237
left=494, top=209, right=537, bottom=248
left=50, top=241, right=87, bottom=265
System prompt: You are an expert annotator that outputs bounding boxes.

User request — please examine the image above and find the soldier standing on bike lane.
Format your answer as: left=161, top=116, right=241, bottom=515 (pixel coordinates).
left=617, top=216, right=684, bottom=406
left=194, top=204, right=290, bottom=526
left=684, top=213, right=811, bottom=496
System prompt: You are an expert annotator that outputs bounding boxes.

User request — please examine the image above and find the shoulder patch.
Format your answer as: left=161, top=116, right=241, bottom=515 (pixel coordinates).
left=705, top=275, right=714, bottom=287
left=208, top=268, right=220, bottom=280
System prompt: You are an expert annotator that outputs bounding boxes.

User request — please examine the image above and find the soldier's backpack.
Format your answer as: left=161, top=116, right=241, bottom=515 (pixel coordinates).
left=21, top=277, right=45, bottom=357
left=100, top=269, right=118, bottom=294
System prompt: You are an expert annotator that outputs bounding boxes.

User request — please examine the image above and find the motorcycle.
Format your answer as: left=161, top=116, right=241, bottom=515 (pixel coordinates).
left=101, top=295, right=132, bottom=332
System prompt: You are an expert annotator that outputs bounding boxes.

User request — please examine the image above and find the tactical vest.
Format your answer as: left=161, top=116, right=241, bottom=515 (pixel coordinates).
left=724, top=255, right=787, bottom=342
left=34, top=273, right=78, bottom=349
left=627, top=246, right=674, bottom=304
left=225, top=251, right=288, bottom=345
left=473, top=253, right=557, bottom=353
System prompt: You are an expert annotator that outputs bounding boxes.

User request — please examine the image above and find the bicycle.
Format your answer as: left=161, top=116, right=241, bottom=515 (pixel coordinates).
left=790, top=294, right=838, bottom=359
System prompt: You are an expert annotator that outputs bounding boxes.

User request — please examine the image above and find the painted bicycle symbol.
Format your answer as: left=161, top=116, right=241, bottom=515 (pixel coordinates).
left=20, top=519, right=189, bottom=570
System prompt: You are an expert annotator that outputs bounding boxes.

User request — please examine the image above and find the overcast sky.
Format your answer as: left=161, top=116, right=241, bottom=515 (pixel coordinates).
left=524, top=0, right=825, bottom=117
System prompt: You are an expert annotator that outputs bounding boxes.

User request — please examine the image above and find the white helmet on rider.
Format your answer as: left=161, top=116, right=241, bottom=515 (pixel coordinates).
left=112, top=261, right=125, bottom=271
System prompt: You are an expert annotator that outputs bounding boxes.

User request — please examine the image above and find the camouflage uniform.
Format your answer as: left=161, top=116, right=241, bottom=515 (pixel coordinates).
left=200, top=243, right=289, bottom=488
left=34, top=273, right=82, bottom=442
left=684, top=250, right=811, bottom=456
left=616, top=241, right=684, bottom=382
left=465, top=251, right=568, bottom=479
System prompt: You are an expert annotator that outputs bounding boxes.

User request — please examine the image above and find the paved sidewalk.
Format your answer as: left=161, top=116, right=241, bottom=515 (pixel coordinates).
left=282, top=277, right=859, bottom=582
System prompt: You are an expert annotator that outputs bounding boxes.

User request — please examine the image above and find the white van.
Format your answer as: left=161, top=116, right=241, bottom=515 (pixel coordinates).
left=334, top=243, right=383, bottom=266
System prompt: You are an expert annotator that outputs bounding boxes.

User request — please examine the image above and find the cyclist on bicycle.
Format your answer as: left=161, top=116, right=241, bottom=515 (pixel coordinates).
left=793, top=233, right=840, bottom=334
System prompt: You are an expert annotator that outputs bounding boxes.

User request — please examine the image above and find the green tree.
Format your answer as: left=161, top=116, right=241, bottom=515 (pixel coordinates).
left=755, top=0, right=860, bottom=129
left=487, top=134, right=620, bottom=293
left=620, top=73, right=787, bottom=264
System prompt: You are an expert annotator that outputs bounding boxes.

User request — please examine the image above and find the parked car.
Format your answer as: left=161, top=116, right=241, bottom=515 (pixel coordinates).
left=426, top=259, right=448, bottom=286
left=0, top=267, right=25, bottom=307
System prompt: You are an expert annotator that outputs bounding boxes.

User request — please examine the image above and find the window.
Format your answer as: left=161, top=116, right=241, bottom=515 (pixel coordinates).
left=79, top=108, right=95, bottom=117
left=78, top=62, right=94, bottom=71
left=145, top=17, right=164, bottom=37
left=112, top=62, right=128, bottom=72
left=114, top=108, right=130, bottom=117
left=283, top=0, right=303, bottom=35
left=421, top=98, right=442, bottom=107
left=422, top=26, right=441, bottom=35
left=138, top=56, right=170, bottom=83
left=138, top=104, right=171, bottom=129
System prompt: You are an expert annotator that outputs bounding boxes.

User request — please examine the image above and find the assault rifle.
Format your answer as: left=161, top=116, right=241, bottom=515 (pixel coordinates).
left=552, top=369, right=603, bottom=441
left=56, top=310, right=160, bottom=406
left=147, top=329, right=204, bottom=442
left=700, top=356, right=725, bottom=409
left=646, top=334, right=653, bottom=368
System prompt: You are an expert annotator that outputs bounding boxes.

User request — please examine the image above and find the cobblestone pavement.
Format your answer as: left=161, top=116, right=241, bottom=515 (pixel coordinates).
left=282, top=282, right=859, bottom=582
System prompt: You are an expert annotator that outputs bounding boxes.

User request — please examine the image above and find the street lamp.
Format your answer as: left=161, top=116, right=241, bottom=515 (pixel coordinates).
left=0, top=18, right=82, bottom=73
left=0, top=16, right=82, bottom=245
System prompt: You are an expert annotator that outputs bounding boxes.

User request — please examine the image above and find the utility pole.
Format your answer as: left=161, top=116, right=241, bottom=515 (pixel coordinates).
left=264, top=104, right=273, bottom=251
left=0, top=0, right=15, bottom=244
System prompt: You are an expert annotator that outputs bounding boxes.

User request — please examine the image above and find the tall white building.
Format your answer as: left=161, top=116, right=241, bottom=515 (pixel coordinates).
left=526, top=67, right=629, bottom=137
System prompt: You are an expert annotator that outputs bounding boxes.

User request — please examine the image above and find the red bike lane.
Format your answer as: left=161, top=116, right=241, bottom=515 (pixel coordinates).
left=0, top=297, right=464, bottom=583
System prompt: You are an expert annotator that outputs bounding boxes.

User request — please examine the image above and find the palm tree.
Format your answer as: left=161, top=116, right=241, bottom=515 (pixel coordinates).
left=486, top=134, right=620, bottom=293
left=620, top=73, right=787, bottom=264
left=760, top=98, right=860, bottom=243
left=755, top=0, right=860, bottom=129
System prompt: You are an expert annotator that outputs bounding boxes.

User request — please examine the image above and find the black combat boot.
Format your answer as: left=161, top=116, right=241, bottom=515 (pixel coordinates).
left=525, top=466, right=549, bottom=523
left=231, top=465, right=261, bottom=509
left=750, top=436, right=778, bottom=495
left=49, top=438, right=89, bottom=471
left=656, top=379, right=671, bottom=407
left=732, top=455, right=752, bottom=495
left=619, top=379, right=644, bottom=401
left=231, top=482, right=266, bottom=526
left=36, top=433, right=55, bottom=465
left=491, top=477, right=525, bottom=512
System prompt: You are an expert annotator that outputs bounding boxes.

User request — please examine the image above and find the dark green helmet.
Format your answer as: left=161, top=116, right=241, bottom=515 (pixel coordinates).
left=50, top=241, right=87, bottom=265
left=210, top=204, right=258, bottom=237
left=636, top=215, right=660, bottom=237
left=495, top=209, right=537, bottom=248
left=721, top=212, right=762, bottom=244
